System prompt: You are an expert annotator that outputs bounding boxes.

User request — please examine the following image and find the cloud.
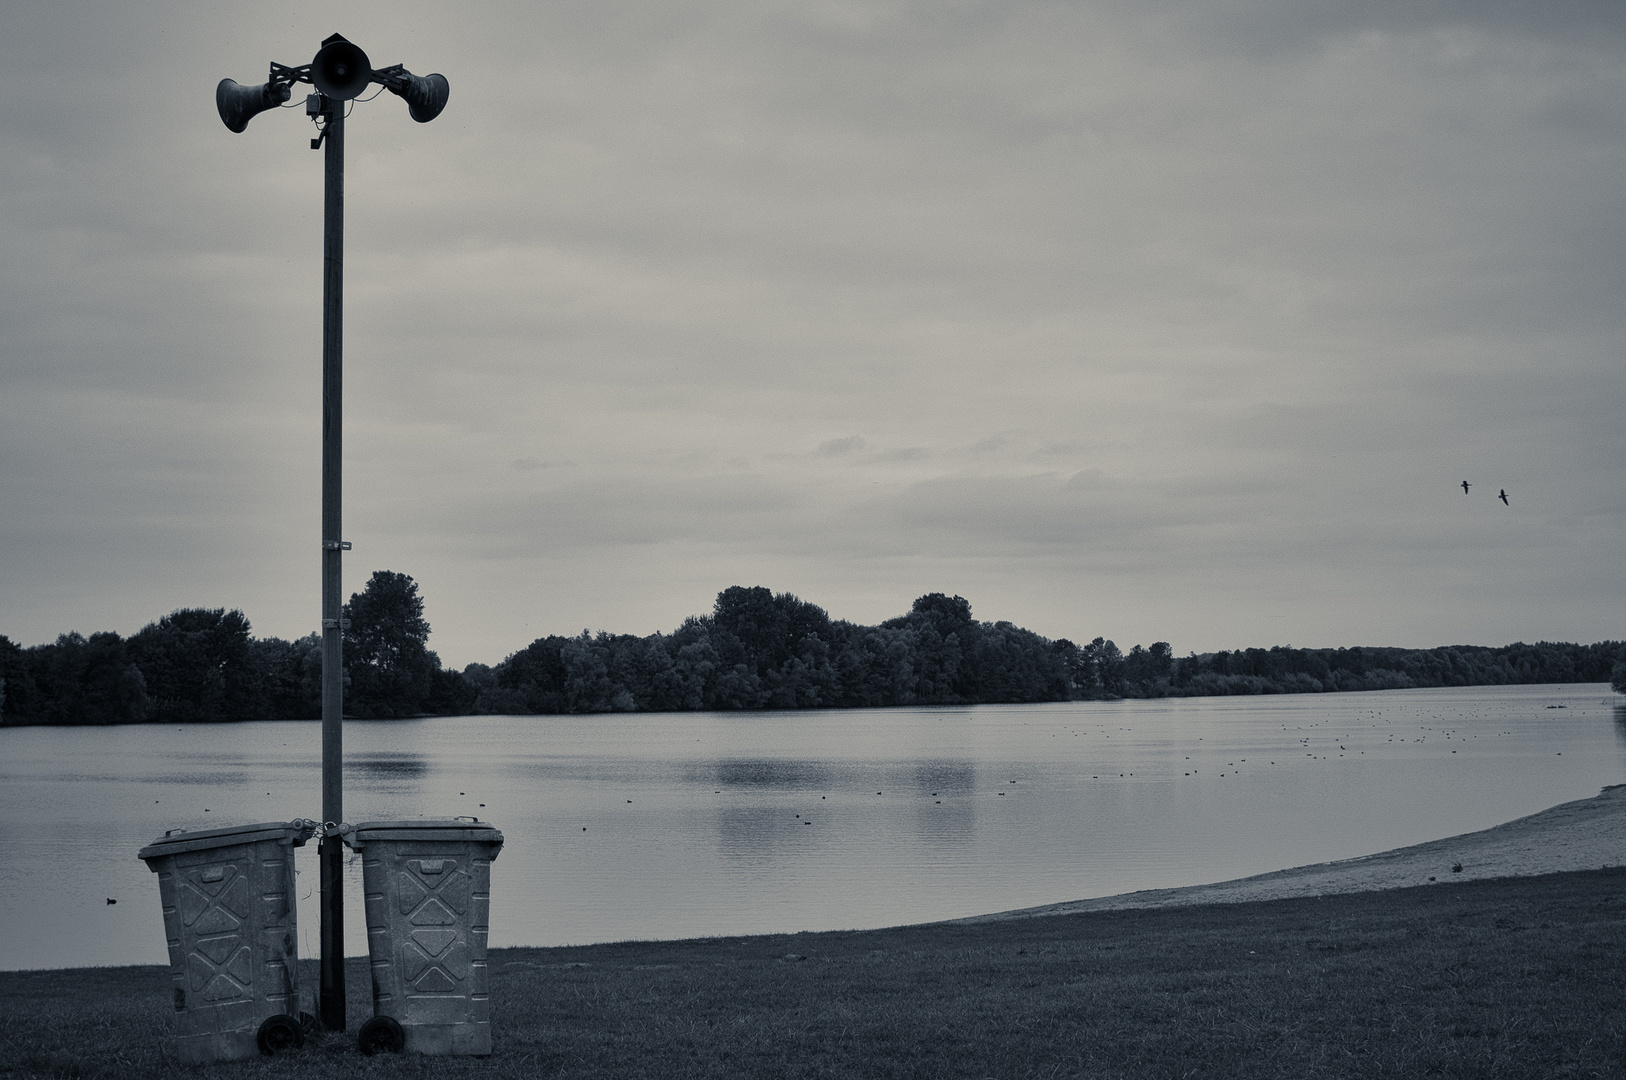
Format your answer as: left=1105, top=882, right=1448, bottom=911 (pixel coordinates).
left=0, top=0, right=1622, bottom=665
left=817, top=435, right=867, bottom=456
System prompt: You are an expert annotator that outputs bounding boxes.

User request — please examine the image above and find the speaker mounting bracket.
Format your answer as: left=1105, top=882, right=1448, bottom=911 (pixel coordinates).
left=369, top=64, right=407, bottom=92
left=269, top=61, right=311, bottom=91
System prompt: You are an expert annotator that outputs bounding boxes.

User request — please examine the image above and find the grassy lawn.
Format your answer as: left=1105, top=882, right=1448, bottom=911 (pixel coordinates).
left=5, top=869, right=1625, bottom=1079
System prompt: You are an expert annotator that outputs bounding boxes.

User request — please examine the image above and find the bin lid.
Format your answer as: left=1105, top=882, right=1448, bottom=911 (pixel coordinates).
left=345, top=818, right=503, bottom=850
left=138, top=820, right=316, bottom=863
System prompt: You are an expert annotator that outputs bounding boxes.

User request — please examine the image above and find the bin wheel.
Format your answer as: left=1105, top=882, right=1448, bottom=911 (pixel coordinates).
left=358, top=1015, right=405, bottom=1056
left=257, top=1013, right=305, bottom=1054
left=299, top=1011, right=317, bottom=1035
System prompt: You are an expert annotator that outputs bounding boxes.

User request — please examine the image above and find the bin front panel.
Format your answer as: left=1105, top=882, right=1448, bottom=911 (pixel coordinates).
left=148, top=835, right=301, bottom=1063
left=360, top=837, right=498, bottom=1054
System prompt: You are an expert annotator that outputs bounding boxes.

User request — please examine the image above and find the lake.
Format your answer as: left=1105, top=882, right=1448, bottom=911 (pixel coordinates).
left=1, top=683, right=1621, bottom=971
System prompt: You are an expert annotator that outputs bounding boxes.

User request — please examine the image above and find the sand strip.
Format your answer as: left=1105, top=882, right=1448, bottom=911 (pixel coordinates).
left=954, top=784, right=1626, bottom=923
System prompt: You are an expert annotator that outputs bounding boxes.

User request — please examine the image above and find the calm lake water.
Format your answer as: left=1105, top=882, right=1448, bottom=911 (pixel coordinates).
left=1, top=683, right=1622, bottom=971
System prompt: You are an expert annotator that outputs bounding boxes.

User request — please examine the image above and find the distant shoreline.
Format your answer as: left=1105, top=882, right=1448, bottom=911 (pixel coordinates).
left=2, top=679, right=1620, bottom=729
left=953, top=783, right=1626, bottom=924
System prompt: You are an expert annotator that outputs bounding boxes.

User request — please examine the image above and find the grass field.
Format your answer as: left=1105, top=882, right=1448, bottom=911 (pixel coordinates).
left=5, top=869, right=1625, bottom=1079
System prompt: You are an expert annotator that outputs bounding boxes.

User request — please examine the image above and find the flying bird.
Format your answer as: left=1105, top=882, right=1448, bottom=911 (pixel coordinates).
left=1460, top=481, right=1471, bottom=494
left=1499, top=489, right=1509, bottom=505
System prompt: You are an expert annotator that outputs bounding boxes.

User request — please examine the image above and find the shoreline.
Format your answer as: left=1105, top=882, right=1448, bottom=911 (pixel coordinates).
left=951, top=782, right=1626, bottom=923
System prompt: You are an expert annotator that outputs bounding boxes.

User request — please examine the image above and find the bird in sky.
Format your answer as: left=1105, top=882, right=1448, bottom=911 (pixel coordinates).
left=1499, top=489, right=1509, bottom=505
left=1461, top=481, right=1471, bottom=494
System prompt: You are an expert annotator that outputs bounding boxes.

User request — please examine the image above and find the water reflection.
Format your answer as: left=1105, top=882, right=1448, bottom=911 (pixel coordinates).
left=714, top=759, right=832, bottom=790
left=911, top=760, right=975, bottom=794
left=349, top=754, right=430, bottom=779
left=711, top=760, right=838, bottom=862
left=140, top=772, right=251, bottom=786
left=715, top=805, right=828, bottom=862
left=347, top=754, right=431, bottom=798
left=910, top=760, right=977, bottom=843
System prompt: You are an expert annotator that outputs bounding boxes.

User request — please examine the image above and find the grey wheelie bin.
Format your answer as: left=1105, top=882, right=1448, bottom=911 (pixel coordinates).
left=137, top=820, right=317, bottom=1063
left=343, top=818, right=504, bottom=1056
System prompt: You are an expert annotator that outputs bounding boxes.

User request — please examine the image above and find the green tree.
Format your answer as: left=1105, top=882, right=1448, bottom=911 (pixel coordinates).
left=0, top=635, right=33, bottom=723
left=902, top=593, right=974, bottom=638
left=26, top=631, right=150, bottom=724
left=244, top=634, right=323, bottom=719
left=1087, top=637, right=1125, bottom=697
left=343, top=570, right=437, bottom=718
left=712, top=586, right=832, bottom=679
left=127, top=608, right=255, bottom=722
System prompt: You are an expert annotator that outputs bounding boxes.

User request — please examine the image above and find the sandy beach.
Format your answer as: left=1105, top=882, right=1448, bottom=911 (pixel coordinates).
left=955, top=783, right=1626, bottom=923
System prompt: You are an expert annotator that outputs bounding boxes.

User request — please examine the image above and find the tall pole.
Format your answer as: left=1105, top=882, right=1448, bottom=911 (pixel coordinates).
left=318, top=95, right=346, bottom=1034
left=215, top=36, right=448, bottom=1033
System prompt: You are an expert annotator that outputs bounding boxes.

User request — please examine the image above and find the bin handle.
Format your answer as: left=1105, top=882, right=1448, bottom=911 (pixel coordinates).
left=455, top=816, right=481, bottom=823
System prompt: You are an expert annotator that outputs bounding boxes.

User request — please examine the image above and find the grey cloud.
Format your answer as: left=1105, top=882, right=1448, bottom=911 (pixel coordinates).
left=817, top=436, right=867, bottom=455
left=417, top=473, right=805, bottom=555
left=1, top=0, right=1623, bottom=661
left=1127, top=0, right=1626, bottom=56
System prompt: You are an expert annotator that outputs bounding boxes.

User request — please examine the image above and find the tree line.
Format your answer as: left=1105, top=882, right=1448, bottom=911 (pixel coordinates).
left=1120, top=640, right=1626, bottom=700
left=0, top=571, right=472, bottom=725
left=3, top=575, right=1624, bottom=725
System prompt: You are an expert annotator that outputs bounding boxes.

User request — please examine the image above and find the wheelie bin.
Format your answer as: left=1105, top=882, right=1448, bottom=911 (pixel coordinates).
left=138, top=820, right=317, bottom=1062
left=342, top=818, right=504, bottom=1055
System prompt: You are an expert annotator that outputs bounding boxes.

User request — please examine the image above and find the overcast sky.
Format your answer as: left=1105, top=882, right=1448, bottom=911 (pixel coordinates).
left=2, top=0, right=1623, bottom=668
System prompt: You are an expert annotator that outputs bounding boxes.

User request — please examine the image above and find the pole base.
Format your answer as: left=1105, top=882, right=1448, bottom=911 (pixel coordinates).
left=317, top=836, right=346, bottom=1032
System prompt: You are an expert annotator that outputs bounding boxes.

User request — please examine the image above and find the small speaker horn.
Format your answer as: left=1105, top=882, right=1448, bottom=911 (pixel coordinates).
left=311, top=35, right=373, bottom=101
left=390, top=71, right=450, bottom=123
left=216, top=79, right=290, bottom=133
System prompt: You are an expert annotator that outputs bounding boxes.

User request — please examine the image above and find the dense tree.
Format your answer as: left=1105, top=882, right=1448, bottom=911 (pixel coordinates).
left=1079, top=637, right=1124, bottom=697
left=1152, top=640, right=1626, bottom=699
left=127, top=608, right=255, bottom=722
left=343, top=570, right=438, bottom=718
left=18, top=631, right=150, bottom=725
left=0, top=572, right=471, bottom=725
left=463, top=602, right=1626, bottom=716
left=468, top=588, right=1100, bottom=715
left=425, top=665, right=479, bottom=716
left=0, top=635, right=32, bottom=721
left=243, top=634, right=323, bottom=720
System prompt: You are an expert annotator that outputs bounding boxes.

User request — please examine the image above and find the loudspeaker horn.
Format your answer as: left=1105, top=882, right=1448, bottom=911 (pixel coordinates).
left=390, top=71, right=450, bottom=123
left=311, top=35, right=373, bottom=101
left=216, top=79, right=290, bottom=133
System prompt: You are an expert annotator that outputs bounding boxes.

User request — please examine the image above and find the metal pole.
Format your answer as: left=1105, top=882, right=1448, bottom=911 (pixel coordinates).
left=318, top=96, right=346, bottom=1034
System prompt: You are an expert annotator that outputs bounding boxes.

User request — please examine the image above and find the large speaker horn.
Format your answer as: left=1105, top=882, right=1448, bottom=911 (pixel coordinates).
left=311, top=35, right=373, bottom=101
left=216, top=79, right=290, bottom=133
left=389, top=70, right=450, bottom=123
